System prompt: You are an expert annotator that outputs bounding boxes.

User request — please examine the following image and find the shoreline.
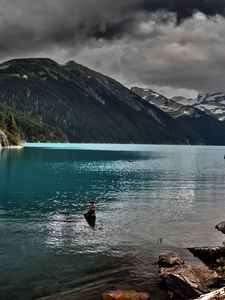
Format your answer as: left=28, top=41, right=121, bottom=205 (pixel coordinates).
left=35, top=236, right=225, bottom=300
left=0, top=145, right=23, bottom=149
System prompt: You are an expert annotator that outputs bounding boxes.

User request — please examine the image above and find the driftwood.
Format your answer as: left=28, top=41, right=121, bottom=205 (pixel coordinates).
left=194, top=287, right=225, bottom=300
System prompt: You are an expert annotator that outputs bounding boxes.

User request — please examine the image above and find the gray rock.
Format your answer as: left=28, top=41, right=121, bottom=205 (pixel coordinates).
left=216, top=221, right=225, bottom=234
left=159, top=261, right=218, bottom=299
left=158, top=252, right=184, bottom=268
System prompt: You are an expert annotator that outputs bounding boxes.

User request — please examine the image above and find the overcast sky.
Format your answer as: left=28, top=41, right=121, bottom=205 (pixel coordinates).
left=1, top=0, right=225, bottom=98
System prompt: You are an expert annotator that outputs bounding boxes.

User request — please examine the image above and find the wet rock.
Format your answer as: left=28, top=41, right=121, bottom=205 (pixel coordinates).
left=188, top=246, right=225, bottom=265
left=159, top=253, right=218, bottom=299
left=158, top=252, right=184, bottom=268
left=205, top=277, right=225, bottom=289
left=216, top=222, right=225, bottom=234
left=102, top=290, right=149, bottom=300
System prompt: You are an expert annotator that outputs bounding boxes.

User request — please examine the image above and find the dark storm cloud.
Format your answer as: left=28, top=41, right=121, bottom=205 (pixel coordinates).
left=1, top=0, right=225, bottom=56
left=1, top=0, right=225, bottom=96
left=138, top=0, right=225, bottom=23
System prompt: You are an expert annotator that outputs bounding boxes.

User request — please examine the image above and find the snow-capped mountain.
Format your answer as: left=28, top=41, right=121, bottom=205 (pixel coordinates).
left=131, top=87, right=225, bottom=121
left=131, top=87, right=198, bottom=118
left=172, top=93, right=225, bottom=121
left=131, top=87, right=183, bottom=113
left=131, top=86, right=225, bottom=145
left=171, top=96, right=197, bottom=106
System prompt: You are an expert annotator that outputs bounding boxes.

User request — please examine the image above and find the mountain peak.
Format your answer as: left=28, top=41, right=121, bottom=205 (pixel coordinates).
left=65, top=60, right=78, bottom=67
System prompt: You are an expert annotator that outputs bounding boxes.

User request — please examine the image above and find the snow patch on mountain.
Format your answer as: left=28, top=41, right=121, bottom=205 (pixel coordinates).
left=172, top=92, right=225, bottom=121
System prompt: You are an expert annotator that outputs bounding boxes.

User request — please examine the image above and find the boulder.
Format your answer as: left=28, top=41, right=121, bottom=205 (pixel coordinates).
left=158, top=253, right=218, bottom=299
left=102, top=290, right=149, bottom=300
left=0, top=130, right=10, bottom=147
left=216, top=222, right=225, bottom=234
left=158, top=252, right=184, bottom=268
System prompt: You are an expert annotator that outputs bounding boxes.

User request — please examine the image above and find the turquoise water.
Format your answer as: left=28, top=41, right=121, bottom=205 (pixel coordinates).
left=1, top=144, right=225, bottom=299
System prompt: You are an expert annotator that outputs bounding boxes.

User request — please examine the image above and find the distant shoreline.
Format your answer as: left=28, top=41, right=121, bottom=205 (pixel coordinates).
left=0, top=145, right=23, bottom=149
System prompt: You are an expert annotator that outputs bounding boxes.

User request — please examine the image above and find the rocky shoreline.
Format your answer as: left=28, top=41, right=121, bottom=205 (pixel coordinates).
left=37, top=221, right=225, bottom=300
left=156, top=221, right=225, bottom=299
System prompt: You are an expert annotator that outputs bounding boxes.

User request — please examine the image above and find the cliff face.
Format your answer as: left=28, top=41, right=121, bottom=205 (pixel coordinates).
left=0, top=58, right=200, bottom=144
left=0, top=130, right=10, bottom=147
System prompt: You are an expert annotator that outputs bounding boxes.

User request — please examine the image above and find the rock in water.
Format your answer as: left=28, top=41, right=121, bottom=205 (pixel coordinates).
left=188, top=246, right=225, bottom=265
left=84, top=212, right=96, bottom=227
left=216, top=222, right=225, bottom=234
left=0, top=130, right=10, bottom=147
left=102, top=290, right=149, bottom=300
left=158, top=252, right=184, bottom=268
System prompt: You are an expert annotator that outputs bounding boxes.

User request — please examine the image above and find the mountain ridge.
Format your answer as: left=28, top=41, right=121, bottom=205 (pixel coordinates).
left=131, top=86, right=225, bottom=145
left=0, top=58, right=201, bottom=145
left=171, top=92, right=225, bottom=121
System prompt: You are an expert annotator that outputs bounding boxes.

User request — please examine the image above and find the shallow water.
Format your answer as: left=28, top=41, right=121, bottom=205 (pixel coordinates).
left=0, top=144, right=225, bottom=299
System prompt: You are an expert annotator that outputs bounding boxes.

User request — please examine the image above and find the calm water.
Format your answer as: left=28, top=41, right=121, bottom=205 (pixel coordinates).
left=0, top=144, right=225, bottom=299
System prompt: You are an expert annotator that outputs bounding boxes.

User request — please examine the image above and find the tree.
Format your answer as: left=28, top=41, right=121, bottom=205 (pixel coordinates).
left=6, top=112, right=20, bottom=143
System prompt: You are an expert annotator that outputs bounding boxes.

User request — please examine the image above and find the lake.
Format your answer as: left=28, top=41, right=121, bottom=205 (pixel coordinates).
left=0, top=144, right=225, bottom=299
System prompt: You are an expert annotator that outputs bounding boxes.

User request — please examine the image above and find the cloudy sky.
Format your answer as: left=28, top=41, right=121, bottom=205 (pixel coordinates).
left=1, top=0, right=225, bottom=97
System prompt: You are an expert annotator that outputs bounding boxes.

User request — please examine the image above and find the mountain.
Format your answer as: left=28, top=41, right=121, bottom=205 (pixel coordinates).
left=0, top=58, right=201, bottom=144
left=172, top=106, right=225, bottom=145
left=171, top=96, right=197, bottom=107
left=131, top=86, right=225, bottom=145
left=0, top=102, right=67, bottom=146
left=172, top=93, right=225, bottom=121
left=131, top=87, right=183, bottom=114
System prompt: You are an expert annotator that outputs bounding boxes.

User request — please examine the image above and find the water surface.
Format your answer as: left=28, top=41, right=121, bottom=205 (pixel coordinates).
left=0, top=144, right=225, bottom=299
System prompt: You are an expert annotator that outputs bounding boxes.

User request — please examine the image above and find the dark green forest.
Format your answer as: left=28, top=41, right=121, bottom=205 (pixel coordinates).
left=0, top=103, right=67, bottom=145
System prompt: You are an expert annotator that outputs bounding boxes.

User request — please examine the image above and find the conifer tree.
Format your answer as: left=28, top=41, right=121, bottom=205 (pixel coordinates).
left=7, top=112, right=20, bottom=143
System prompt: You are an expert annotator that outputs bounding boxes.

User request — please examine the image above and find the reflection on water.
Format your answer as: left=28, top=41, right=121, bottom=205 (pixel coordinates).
left=1, top=144, right=225, bottom=299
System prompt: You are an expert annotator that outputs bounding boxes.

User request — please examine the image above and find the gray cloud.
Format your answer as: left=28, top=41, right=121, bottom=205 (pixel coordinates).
left=74, top=12, right=225, bottom=97
left=1, top=1, right=225, bottom=97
